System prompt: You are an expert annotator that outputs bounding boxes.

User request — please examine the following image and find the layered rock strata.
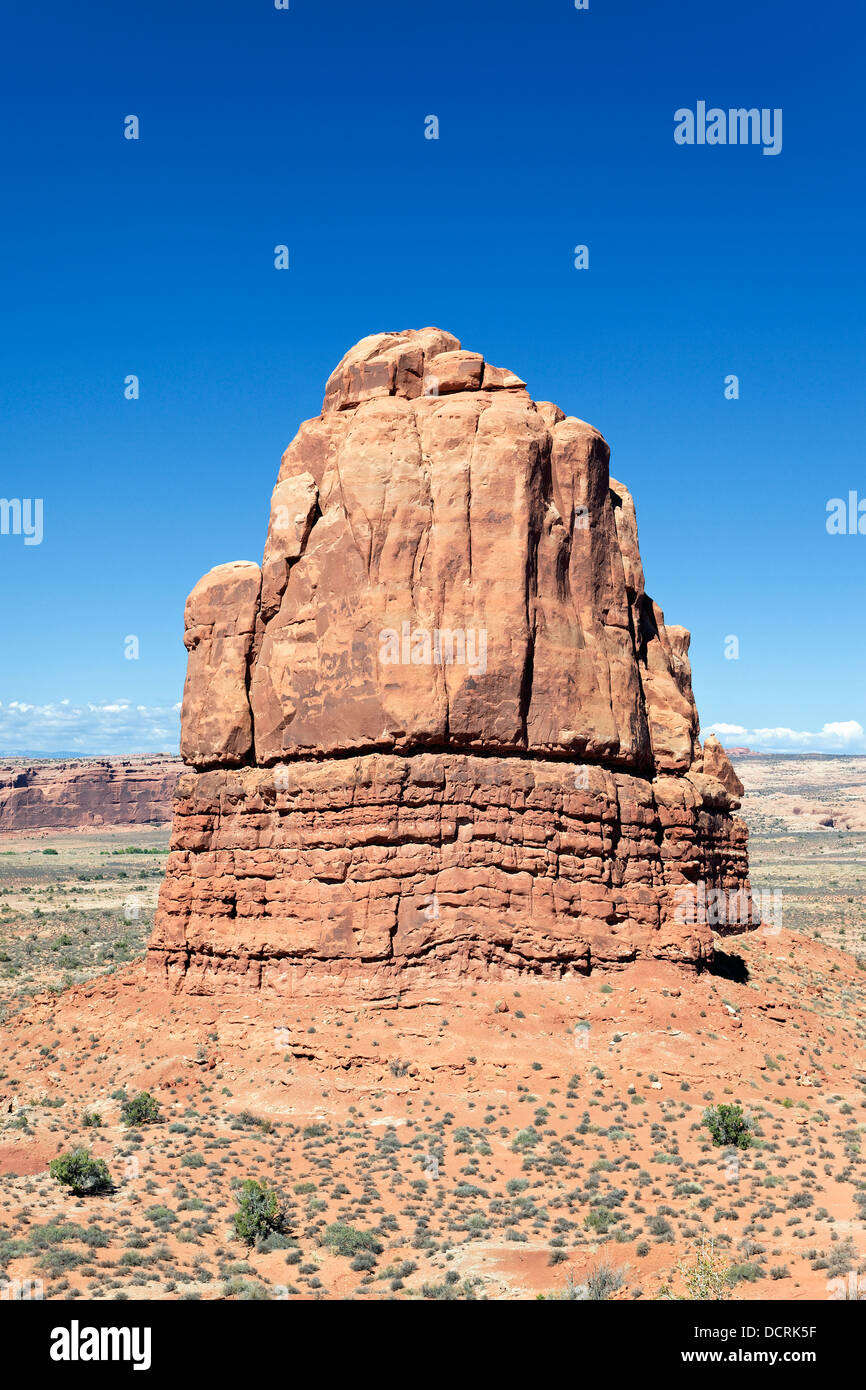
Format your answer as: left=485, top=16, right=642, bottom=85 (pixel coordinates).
left=0, top=757, right=180, bottom=832
left=148, top=329, right=756, bottom=994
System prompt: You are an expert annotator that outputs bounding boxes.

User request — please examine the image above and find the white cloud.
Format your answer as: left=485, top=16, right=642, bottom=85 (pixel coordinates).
left=819, top=721, right=864, bottom=742
left=706, top=720, right=866, bottom=753
left=0, top=700, right=181, bottom=755
left=4, top=700, right=863, bottom=759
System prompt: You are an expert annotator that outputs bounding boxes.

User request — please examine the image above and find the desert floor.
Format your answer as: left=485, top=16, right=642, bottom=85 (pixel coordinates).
left=0, top=755, right=863, bottom=1301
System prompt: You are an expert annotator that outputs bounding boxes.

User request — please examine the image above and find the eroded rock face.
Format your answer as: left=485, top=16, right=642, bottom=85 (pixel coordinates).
left=149, top=328, right=756, bottom=994
left=702, top=734, right=746, bottom=803
left=180, top=561, right=261, bottom=767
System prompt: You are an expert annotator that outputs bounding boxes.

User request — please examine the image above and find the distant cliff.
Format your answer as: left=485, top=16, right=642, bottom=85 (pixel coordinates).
left=0, top=756, right=180, bottom=831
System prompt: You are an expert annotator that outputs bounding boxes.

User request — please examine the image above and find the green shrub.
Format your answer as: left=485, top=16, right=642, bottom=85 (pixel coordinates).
left=350, top=1251, right=377, bottom=1272
left=120, top=1091, right=162, bottom=1127
left=232, top=1180, right=286, bottom=1247
left=322, top=1223, right=383, bottom=1259
left=702, top=1103, right=752, bottom=1149
left=49, top=1148, right=112, bottom=1196
left=235, top=1110, right=273, bottom=1134
left=648, top=1213, right=674, bottom=1239
left=584, top=1207, right=613, bottom=1233
left=222, top=1277, right=271, bottom=1300
left=677, top=1239, right=732, bottom=1300
left=512, top=1127, right=539, bottom=1149
left=256, top=1231, right=293, bottom=1253
left=39, top=1249, right=85, bottom=1276
left=420, top=1276, right=481, bottom=1300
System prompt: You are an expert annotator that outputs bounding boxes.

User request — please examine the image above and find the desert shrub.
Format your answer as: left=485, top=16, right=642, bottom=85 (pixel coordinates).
left=39, top=1249, right=85, bottom=1276
left=586, top=1258, right=626, bottom=1300
left=825, top=1238, right=859, bottom=1279
left=145, top=1205, right=176, bottom=1229
left=648, top=1214, right=674, bottom=1239
left=703, top=1104, right=752, bottom=1149
left=222, top=1277, right=271, bottom=1300
left=322, top=1223, right=382, bottom=1259
left=421, top=1276, right=481, bottom=1300
left=26, top=1222, right=86, bottom=1249
left=49, top=1149, right=112, bottom=1196
left=232, top=1180, right=286, bottom=1247
left=256, top=1231, right=293, bottom=1253
left=512, top=1127, right=539, bottom=1149
left=350, top=1251, right=377, bottom=1272
left=584, top=1207, right=613, bottom=1233
left=234, top=1111, right=273, bottom=1134
left=120, top=1092, right=162, bottom=1127
left=677, top=1239, right=731, bottom=1300
left=788, top=1191, right=813, bottom=1209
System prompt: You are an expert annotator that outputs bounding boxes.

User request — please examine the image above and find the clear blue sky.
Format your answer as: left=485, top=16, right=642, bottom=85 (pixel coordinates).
left=1, top=0, right=864, bottom=755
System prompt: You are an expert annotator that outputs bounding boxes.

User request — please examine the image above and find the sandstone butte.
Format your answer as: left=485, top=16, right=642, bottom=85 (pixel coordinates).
left=147, top=328, right=755, bottom=999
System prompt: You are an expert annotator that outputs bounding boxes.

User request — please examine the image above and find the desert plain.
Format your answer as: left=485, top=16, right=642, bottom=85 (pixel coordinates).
left=0, top=753, right=863, bottom=1302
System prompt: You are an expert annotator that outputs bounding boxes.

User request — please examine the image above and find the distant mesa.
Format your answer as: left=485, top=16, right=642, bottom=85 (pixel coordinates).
left=0, top=757, right=180, bottom=833
left=147, top=329, right=756, bottom=997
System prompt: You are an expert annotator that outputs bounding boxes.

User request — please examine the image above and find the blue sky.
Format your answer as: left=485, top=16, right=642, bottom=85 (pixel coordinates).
left=1, top=0, right=864, bottom=756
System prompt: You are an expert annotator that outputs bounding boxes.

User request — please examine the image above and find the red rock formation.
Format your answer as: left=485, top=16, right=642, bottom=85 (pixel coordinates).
left=702, top=733, right=746, bottom=800
left=0, top=757, right=180, bottom=832
left=148, top=329, right=756, bottom=995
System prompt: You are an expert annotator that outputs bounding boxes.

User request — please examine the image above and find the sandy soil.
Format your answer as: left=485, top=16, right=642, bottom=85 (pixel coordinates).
left=1, top=924, right=864, bottom=1301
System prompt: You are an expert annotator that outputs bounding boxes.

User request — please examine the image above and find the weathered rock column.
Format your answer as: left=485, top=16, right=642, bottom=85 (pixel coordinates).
left=148, top=328, right=756, bottom=996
